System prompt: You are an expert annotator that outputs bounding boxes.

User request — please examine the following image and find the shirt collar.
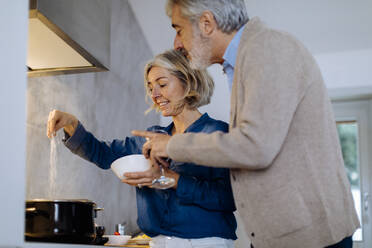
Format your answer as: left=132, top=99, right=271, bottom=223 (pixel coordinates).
left=165, top=113, right=210, bottom=134
left=222, top=25, right=245, bottom=70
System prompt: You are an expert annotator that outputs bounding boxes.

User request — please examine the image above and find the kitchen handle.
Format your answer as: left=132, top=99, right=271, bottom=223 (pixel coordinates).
left=25, top=207, right=49, bottom=218
left=364, top=192, right=369, bottom=212
left=26, top=207, right=37, bottom=212
left=94, top=207, right=104, bottom=218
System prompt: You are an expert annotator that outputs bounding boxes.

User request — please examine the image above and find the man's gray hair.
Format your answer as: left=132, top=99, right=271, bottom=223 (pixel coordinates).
left=166, top=0, right=249, bottom=34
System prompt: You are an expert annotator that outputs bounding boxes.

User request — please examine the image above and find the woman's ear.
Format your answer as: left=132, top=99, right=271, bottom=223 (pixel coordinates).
left=198, top=11, right=216, bottom=36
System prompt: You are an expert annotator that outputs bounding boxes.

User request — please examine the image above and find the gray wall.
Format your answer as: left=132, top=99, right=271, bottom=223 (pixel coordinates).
left=26, top=0, right=158, bottom=235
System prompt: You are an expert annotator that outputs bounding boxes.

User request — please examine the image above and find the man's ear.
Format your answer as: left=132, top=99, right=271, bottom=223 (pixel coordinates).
left=198, top=11, right=217, bottom=36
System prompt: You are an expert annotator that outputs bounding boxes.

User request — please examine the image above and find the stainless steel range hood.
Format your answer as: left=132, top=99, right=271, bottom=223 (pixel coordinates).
left=27, top=0, right=107, bottom=77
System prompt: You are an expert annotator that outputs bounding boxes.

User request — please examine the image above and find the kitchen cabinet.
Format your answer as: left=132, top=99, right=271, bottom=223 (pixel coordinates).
left=0, top=0, right=28, bottom=246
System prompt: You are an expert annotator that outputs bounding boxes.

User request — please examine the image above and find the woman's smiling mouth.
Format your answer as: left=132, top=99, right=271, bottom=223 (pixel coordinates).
left=158, top=101, right=169, bottom=108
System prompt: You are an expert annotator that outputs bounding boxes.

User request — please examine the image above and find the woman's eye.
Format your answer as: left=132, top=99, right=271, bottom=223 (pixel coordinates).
left=159, top=84, right=167, bottom=88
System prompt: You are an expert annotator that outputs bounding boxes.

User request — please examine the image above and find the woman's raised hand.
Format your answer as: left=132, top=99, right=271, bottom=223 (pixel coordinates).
left=47, top=109, right=78, bottom=138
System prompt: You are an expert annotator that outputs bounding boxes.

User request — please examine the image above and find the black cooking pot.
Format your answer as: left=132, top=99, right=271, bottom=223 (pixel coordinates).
left=25, top=199, right=103, bottom=244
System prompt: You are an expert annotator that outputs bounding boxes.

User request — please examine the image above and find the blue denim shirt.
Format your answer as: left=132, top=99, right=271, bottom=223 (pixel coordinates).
left=64, top=113, right=237, bottom=240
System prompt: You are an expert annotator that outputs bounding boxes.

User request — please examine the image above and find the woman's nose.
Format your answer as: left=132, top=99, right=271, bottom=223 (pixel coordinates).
left=151, top=86, right=160, bottom=98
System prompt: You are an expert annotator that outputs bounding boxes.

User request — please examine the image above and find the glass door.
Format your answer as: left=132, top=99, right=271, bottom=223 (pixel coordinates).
left=333, top=100, right=371, bottom=248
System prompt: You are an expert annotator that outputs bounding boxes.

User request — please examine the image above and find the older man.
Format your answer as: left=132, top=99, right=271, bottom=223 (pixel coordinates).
left=133, top=1, right=360, bottom=247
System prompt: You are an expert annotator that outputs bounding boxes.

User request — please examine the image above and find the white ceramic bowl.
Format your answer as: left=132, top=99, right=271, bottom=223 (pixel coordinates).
left=111, top=154, right=151, bottom=180
left=103, top=235, right=131, bottom=245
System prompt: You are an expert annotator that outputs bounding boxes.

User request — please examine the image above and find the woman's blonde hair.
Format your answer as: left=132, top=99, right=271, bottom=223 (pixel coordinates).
left=144, top=49, right=214, bottom=112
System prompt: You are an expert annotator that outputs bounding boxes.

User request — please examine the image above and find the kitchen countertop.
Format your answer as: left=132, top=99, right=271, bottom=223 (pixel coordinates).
left=24, top=241, right=149, bottom=248
left=24, top=242, right=148, bottom=248
left=24, top=242, right=103, bottom=248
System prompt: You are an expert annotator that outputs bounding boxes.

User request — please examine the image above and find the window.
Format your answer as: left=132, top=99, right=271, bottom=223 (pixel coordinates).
left=333, top=100, right=372, bottom=248
left=336, top=121, right=362, bottom=241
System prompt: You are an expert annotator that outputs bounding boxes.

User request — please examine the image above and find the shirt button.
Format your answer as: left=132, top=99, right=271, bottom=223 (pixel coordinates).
left=251, top=232, right=255, bottom=237
left=164, top=193, right=169, bottom=199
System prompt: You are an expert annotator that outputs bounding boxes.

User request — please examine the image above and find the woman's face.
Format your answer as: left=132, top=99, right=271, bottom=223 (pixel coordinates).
left=147, top=66, right=186, bottom=117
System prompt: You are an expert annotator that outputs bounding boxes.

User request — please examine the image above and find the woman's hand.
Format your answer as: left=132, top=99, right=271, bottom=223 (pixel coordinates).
left=121, top=167, right=159, bottom=188
left=47, top=109, right=79, bottom=138
left=122, top=164, right=180, bottom=189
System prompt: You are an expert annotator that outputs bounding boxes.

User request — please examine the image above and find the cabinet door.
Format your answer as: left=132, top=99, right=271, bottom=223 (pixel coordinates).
left=0, top=0, right=28, bottom=247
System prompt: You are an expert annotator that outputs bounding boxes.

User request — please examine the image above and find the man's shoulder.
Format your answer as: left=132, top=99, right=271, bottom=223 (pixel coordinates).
left=241, top=18, right=305, bottom=53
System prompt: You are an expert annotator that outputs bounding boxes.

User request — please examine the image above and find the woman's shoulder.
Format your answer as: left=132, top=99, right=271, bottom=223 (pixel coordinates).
left=203, top=114, right=229, bottom=133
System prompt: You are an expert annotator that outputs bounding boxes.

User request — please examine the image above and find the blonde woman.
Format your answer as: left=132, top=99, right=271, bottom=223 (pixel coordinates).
left=47, top=50, right=236, bottom=248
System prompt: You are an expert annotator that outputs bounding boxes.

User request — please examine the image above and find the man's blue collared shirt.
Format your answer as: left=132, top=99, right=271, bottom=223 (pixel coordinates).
left=63, top=113, right=237, bottom=240
left=222, top=25, right=245, bottom=91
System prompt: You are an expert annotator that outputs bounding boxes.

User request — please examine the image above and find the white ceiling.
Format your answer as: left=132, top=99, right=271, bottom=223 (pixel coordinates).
left=244, top=0, right=372, bottom=55
left=128, top=0, right=372, bottom=56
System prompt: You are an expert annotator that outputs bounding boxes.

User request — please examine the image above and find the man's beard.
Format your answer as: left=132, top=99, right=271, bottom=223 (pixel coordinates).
left=186, top=29, right=212, bottom=70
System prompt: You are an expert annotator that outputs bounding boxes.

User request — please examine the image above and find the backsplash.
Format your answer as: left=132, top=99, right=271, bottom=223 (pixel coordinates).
left=25, top=0, right=158, bottom=235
